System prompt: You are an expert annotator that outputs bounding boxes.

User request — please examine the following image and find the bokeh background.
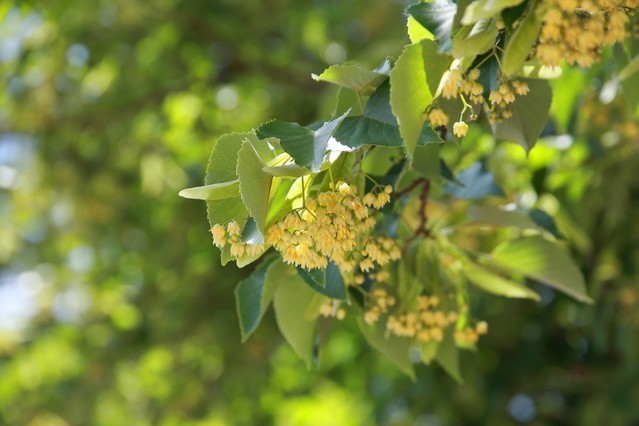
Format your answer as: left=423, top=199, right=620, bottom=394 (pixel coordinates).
left=2, top=1, right=639, bottom=425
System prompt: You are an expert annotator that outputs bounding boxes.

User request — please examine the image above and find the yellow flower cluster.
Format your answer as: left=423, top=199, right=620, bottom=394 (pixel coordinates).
left=386, top=295, right=458, bottom=343
left=265, top=182, right=401, bottom=274
left=211, top=221, right=265, bottom=258
left=364, top=288, right=397, bottom=324
left=454, top=321, right=489, bottom=345
left=319, top=299, right=347, bottom=320
left=535, top=0, right=635, bottom=67
left=488, top=80, right=530, bottom=122
left=427, top=107, right=449, bottom=128
left=442, top=68, right=484, bottom=104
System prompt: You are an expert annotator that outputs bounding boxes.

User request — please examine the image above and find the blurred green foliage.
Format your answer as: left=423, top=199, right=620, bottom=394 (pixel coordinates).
left=1, top=0, right=639, bottom=425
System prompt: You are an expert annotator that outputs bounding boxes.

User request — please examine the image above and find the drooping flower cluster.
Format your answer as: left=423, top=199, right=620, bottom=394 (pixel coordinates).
left=454, top=321, right=489, bottom=345
left=386, top=295, right=458, bottom=342
left=211, top=220, right=265, bottom=257
left=441, top=68, right=484, bottom=104
left=265, top=182, right=401, bottom=276
left=488, top=79, right=530, bottom=122
left=534, top=0, right=636, bottom=68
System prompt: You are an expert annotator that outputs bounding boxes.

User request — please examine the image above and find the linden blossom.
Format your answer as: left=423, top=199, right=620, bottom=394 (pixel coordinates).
left=535, top=0, right=635, bottom=68
left=264, top=182, right=401, bottom=281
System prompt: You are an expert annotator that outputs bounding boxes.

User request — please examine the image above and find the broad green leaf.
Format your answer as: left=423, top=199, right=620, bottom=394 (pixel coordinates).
left=178, top=180, right=239, bottom=201
left=467, top=205, right=543, bottom=231
left=443, top=161, right=505, bottom=199
left=205, top=132, right=250, bottom=184
left=407, top=0, right=458, bottom=53
left=452, top=19, right=498, bottom=58
left=435, top=331, right=463, bottom=383
left=421, top=340, right=441, bottom=364
left=235, top=255, right=279, bottom=341
left=412, top=143, right=442, bottom=179
left=256, top=110, right=349, bottom=172
left=420, top=40, right=450, bottom=100
left=491, top=236, right=592, bottom=303
left=362, top=146, right=403, bottom=176
left=464, top=261, right=540, bottom=300
left=273, top=265, right=319, bottom=367
left=204, top=133, right=252, bottom=226
left=333, top=81, right=443, bottom=148
left=501, top=4, right=543, bottom=77
left=237, top=139, right=274, bottom=232
left=461, top=0, right=525, bottom=25
left=262, top=164, right=310, bottom=177
left=312, top=62, right=388, bottom=96
left=358, top=319, right=416, bottom=380
left=296, top=262, right=347, bottom=300
left=492, top=78, right=552, bottom=152
left=390, top=42, right=433, bottom=158
left=407, top=15, right=435, bottom=43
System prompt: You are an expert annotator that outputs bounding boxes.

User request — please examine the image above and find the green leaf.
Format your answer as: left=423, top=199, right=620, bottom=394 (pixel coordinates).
left=501, top=4, right=543, bottom=77
left=452, top=19, right=498, bottom=58
left=435, top=331, right=463, bottom=383
left=463, top=261, right=540, bottom=301
left=412, top=143, right=442, bottom=179
left=467, top=205, right=543, bottom=231
left=461, top=0, right=525, bottom=25
left=178, top=180, right=240, bottom=201
left=407, top=0, right=458, bottom=53
left=333, top=81, right=443, bottom=149
left=256, top=110, right=349, bottom=172
left=421, top=340, right=441, bottom=364
left=312, top=61, right=389, bottom=96
left=296, top=262, right=347, bottom=300
left=273, top=264, right=319, bottom=367
left=202, top=133, right=252, bottom=227
left=237, top=139, right=274, bottom=232
left=407, top=15, right=435, bottom=43
left=235, top=255, right=279, bottom=342
left=420, top=39, right=450, bottom=99
left=492, top=78, right=552, bottom=152
left=491, top=236, right=592, bottom=303
left=262, top=164, right=310, bottom=178
left=358, top=319, right=416, bottom=380
left=390, top=42, right=433, bottom=158
left=443, top=161, right=505, bottom=199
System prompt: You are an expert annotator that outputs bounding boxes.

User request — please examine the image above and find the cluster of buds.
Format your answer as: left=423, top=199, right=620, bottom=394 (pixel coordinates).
left=265, top=182, right=401, bottom=275
left=488, top=80, right=530, bottom=122
left=385, top=295, right=459, bottom=343
left=364, top=288, right=397, bottom=324
left=534, top=0, right=635, bottom=68
left=211, top=221, right=265, bottom=258
left=454, top=321, right=489, bottom=345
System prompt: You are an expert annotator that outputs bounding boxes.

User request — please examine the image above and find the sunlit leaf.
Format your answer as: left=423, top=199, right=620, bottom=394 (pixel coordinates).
left=390, top=42, right=433, bottom=158
left=435, top=331, right=463, bottom=383
left=178, top=180, right=240, bottom=201
left=491, top=236, right=592, bottom=303
left=467, top=205, right=543, bottom=231
left=501, top=5, right=543, bottom=77
left=407, top=0, right=457, bottom=52
left=461, top=0, right=525, bottom=25
left=464, top=261, right=541, bottom=301
left=237, top=139, right=275, bottom=232
left=312, top=62, right=389, bottom=96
